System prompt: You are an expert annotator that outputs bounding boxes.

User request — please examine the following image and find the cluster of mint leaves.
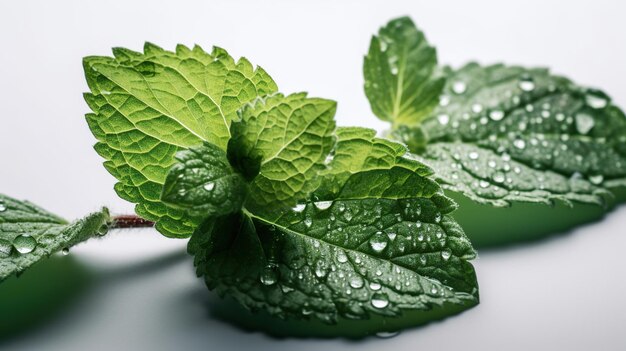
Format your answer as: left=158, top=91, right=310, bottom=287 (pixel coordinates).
left=1, top=16, right=624, bottom=337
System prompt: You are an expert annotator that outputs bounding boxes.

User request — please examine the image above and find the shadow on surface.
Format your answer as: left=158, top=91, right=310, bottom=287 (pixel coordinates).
left=0, top=256, right=92, bottom=343
left=192, top=287, right=477, bottom=339
left=0, top=249, right=189, bottom=346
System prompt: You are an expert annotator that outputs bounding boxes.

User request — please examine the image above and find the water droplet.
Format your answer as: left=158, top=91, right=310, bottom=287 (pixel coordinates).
left=376, top=331, right=401, bottom=339
left=371, top=293, right=390, bottom=309
left=471, top=103, right=483, bottom=113
left=439, top=95, right=450, bottom=107
left=492, top=172, right=505, bottom=183
left=349, top=276, right=364, bottom=289
left=369, top=282, right=382, bottom=290
left=303, top=217, right=312, bottom=228
left=314, top=201, right=333, bottom=210
left=488, top=160, right=497, bottom=168
left=61, top=248, right=70, bottom=256
left=437, top=114, right=450, bottom=125
left=0, top=203, right=6, bottom=212
left=468, top=151, right=479, bottom=160
left=314, top=262, right=328, bottom=278
left=0, top=239, right=12, bottom=257
left=260, top=264, right=278, bottom=286
left=419, top=255, right=427, bottom=265
left=13, top=235, right=37, bottom=254
left=387, top=232, right=397, bottom=241
left=518, top=74, right=535, bottom=92
left=513, top=139, right=526, bottom=149
left=589, top=174, right=604, bottom=185
left=369, top=236, right=388, bottom=253
left=203, top=182, right=215, bottom=191
left=479, top=180, right=490, bottom=188
left=441, top=249, right=451, bottom=261
left=489, top=110, right=505, bottom=121
left=452, top=81, right=467, bottom=94
left=575, top=112, right=595, bottom=135
left=292, top=203, right=306, bottom=213
left=336, top=250, right=348, bottom=263
left=585, top=89, right=609, bottom=109
left=390, top=66, right=398, bottom=75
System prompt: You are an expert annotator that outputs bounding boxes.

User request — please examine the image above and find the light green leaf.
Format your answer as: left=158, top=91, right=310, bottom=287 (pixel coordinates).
left=188, top=127, right=478, bottom=333
left=161, top=142, right=247, bottom=219
left=83, top=43, right=278, bottom=238
left=390, top=63, right=626, bottom=246
left=0, top=194, right=111, bottom=281
left=228, top=93, right=336, bottom=207
left=364, top=17, right=444, bottom=126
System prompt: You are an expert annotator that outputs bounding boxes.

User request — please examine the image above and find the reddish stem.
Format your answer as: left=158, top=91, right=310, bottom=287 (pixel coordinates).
left=112, top=215, right=155, bottom=229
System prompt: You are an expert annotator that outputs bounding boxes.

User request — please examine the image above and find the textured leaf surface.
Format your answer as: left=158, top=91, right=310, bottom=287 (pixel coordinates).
left=364, top=17, right=444, bottom=126
left=83, top=44, right=278, bottom=238
left=161, top=142, right=247, bottom=219
left=228, top=93, right=336, bottom=207
left=0, top=194, right=110, bottom=281
left=188, top=127, right=478, bottom=326
left=408, top=63, right=626, bottom=207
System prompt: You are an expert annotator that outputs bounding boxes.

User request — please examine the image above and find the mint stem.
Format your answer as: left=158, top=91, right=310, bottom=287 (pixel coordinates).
left=112, top=215, right=155, bottom=229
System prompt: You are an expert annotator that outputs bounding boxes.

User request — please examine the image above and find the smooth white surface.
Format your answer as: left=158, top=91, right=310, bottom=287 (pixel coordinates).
left=1, top=0, right=625, bottom=350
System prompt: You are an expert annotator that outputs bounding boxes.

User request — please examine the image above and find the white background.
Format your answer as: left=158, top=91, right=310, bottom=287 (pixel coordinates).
left=1, top=0, right=625, bottom=350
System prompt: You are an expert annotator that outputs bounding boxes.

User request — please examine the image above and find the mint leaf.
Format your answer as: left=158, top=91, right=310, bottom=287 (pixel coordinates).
left=364, top=17, right=444, bottom=126
left=181, top=106, right=478, bottom=328
left=0, top=194, right=111, bottom=281
left=364, top=18, right=626, bottom=246
left=83, top=44, right=278, bottom=238
left=228, top=93, right=336, bottom=207
left=161, top=142, right=247, bottom=219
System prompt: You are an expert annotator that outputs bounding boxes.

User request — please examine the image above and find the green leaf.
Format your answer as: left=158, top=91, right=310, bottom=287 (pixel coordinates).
left=0, top=194, right=111, bottom=281
left=364, top=17, right=626, bottom=246
left=161, top=142, right=247, bottom=219
left=405, top=63, right=626, bottom=245
left=83, top=43, right=278, bottom=238
left=187, top=126, right=478, bottom=331
left=364, top=17, right=444, bottom=126
left=228, top=93, right=336, bottom=207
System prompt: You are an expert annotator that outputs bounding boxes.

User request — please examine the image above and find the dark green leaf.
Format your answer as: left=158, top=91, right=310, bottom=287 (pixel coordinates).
left=0, top=194, right=111, bottom=281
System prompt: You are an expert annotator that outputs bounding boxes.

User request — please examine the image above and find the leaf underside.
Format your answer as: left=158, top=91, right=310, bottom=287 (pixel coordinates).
left=0, top=194, right=110, bottom=281
left=83, top=43, right=278, bottom=238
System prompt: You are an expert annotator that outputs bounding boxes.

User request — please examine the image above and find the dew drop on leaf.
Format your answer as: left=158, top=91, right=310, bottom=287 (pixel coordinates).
left=452, top=81, right=467, bottom=94
left=61, top=248, right=70, bottom=256
left=575, top=112, right=595, bottom=135
left=260, top=264, right=278, bottom=286
left=292, top=203, right=306, bottom=213
left=585, top=89, right=609, bottom=109
left=369, top=235, right=388, bottom=252
left=336, top=250, right=348, bottom=263
left=468, top=151, right=479, bottom=160
left=369, top=282, right=382, bottom=291
left=437, top=114, right=450, bottom=125
left=513, top=139, right=526, bottom=149
left=203, top=182, right=215, bottom=191
left=489, top=110, right=505, bottom=121
left=349, top=276, right=364, bottom=289
left=371, top=293, right=390, bottom=309
left=314, top=200, right=333, bottom=210
left=0, top=202, right=6, bottom=212
left=589, top=174, right=604, bottom=185
left=441, top=249, right=452, bottom=261
left=13, top=235, right=37, bottom=254
left=518, top=74, right=535, bottom=92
